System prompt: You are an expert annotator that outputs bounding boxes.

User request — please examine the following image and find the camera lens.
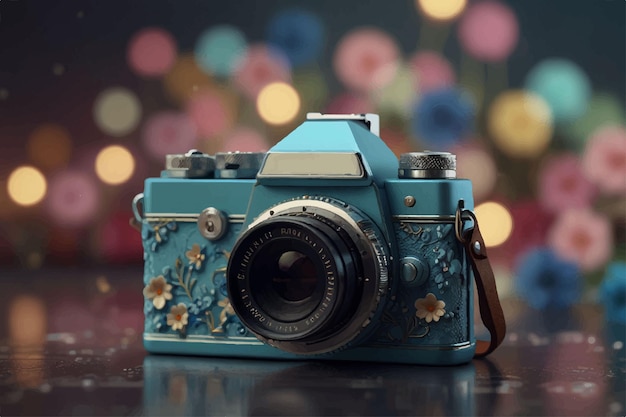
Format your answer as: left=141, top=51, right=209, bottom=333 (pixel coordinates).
left=228, top=215, right=360, bottom=341
left=227, top=197, right=390, bottom=355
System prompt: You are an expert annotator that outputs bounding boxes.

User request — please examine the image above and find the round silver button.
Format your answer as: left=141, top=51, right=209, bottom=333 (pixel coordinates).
left=400, top=256, right=429, bottom=287
left=197, top=207, right=228, bottom=240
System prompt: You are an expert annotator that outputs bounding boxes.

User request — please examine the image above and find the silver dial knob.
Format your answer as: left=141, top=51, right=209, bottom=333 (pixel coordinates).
left=165, top=150, right=215, bottom=178
left=398, top=152, right=456, bottom=179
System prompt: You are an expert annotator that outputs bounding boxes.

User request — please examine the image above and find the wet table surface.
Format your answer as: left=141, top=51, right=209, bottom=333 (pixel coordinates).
left=0, top=267, right=624, bottom=416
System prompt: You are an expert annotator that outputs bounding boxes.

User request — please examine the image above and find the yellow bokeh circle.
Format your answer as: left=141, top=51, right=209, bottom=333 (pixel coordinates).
left=417, top=0, right=467, bottom=21
left=256, top=82, right=301, bottom=125
left=474, top=201, right=513, bottom=247
left=95, top=145, right=135, bottom=185
left=488, top=90, right=553, bottom=158
left=7, top=166, right=47, bottom=206
left=27, top=124, right=72, bottom=170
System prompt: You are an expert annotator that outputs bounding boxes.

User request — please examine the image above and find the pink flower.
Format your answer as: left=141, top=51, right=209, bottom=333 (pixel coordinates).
left=233, top=44, right=291, bottom=100
left=582, top=125, right=626, bottom=194
left=547, top=209, right=613, bottom=272
left=538, top=153, right=596, bottom=213
left=333, top=28, right=400, bottom=93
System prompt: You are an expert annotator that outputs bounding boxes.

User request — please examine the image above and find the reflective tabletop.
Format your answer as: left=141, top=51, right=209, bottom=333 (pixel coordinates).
left=0, top=267, right=624, bottom=416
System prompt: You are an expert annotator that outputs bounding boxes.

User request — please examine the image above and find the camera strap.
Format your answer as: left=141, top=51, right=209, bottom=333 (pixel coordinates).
left=456, top=204, right=507, bottom=358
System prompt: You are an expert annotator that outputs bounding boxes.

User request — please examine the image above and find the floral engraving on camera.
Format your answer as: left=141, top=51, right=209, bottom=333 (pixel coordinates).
left=143, top=220, right=248, bottom=339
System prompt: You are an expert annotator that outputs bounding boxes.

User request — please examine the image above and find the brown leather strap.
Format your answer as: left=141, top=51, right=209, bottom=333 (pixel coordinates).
left=461, top=211, right=506, bottom=357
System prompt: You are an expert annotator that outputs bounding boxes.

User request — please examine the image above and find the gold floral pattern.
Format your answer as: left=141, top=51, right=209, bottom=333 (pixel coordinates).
left=186, top=244, right=206, bottom=269
left=143, top=275, right=173, bottom=310
left=415, top=292, right=446, bottom=323
left=167, top=303, right=189, bottom=331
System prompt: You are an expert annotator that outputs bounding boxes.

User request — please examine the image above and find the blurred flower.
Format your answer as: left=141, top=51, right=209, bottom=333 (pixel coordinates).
left=143, top=275, right=173, bottom=310
left=266, top=9, right=324, bottom=67
left=185, top=244, right=206, bottom=270
left=452, top=144, right=497, bottom=202
left=415, top=293, right=446, bottom=323
left=233, top=44, right=291, bottom=100
left=333, top=28, right=400, bottom=93
left=410, top=50, right=455, bottom=94
left=582, top=125, right=626, bottom=194
left=538, top=153, right=596, bottom=213
left=127, top=27, right=177, bottom=77
left=141, top=112, right=197, bottom=161
left=194, top=25, right=247, bottom=77
left=221, top=127, right=268, bottom=152
left=600, top=263, right=626, bottom=324
left=488, top=90, right=553, bottom=158
left=167, top=303, right=189, bottom=331
left=411, top=88, right=474, bottom=148
left=547, top=209, right=613, bottom=272
left=525, top=59, right=591, bottom=123
left=514, top=247, right=581, bottom=309
left=457, top=1, right=519, bottom=62
left=186, top=89, right=235, bottom=138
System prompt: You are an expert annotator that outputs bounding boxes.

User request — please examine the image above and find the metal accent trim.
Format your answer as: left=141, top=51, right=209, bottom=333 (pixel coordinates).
left=144, top=333, right=264, bottom=345
left=366, top=341, right=472, bottom=351
left=145, top=214, right=245, bottom=223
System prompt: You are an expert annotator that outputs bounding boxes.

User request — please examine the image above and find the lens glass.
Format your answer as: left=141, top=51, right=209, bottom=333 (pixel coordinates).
left=249, top=238, right=325, bottom=323
left=275, top=251, right=317, bottom=302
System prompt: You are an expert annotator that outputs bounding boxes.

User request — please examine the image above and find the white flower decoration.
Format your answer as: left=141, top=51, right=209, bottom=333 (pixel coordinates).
left=167, top=303, right=189, bottom=331
left=143, top=275, right=173, bottom=310
left=415, top=292, right=446, bottom=323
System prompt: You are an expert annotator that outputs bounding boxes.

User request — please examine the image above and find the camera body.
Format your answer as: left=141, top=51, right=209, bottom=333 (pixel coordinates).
left=135, top=113, right=476, bottom=365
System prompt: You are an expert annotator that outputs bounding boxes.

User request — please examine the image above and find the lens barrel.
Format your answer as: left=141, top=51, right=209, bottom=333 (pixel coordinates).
left=227, top=197, right=389, bottom=355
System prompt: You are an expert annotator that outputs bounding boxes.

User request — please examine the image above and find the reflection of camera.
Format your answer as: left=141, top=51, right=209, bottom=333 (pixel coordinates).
left=142, top=356, right=477, bottom=416
left=134, top=113, right=478, bottom=365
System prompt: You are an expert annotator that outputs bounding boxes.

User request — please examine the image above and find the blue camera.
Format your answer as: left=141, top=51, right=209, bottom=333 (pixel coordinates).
left=134, top=113, right=487, bottom=365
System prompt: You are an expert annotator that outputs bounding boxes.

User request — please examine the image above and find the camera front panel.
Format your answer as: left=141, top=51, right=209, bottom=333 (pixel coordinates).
left=366, top=219, right=472, bottom=350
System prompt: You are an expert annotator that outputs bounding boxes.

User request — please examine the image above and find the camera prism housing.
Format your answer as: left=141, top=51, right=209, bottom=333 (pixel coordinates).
left=135, top=113, right=477, bottom=365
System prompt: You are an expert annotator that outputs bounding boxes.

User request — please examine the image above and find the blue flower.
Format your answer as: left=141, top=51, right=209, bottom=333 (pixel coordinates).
left=514, top=248, right=581, bottom=310
left=142, top=221, right=177, bottom=252
left=600, top=262, right=626, bottom=324
left=188, top=295, right=214, bottom=315
left=411, top=88, right=474, bottom=148
left=266, top=9, right=324, bottom=67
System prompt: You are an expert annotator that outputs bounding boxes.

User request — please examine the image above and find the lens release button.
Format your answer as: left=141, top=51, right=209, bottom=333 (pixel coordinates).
left=401, top=256, right=429, bottom=287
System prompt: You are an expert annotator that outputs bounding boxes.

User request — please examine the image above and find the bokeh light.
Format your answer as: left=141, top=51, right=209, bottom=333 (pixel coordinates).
left=582, top=125, right=626, bottom=194
left=221, top=127, right=269, bottom=152
left=46, top=170, right=101, bottom=227
left=93, top=87, right=142, bottom=137
left=474, top=201, right=513, bottom=247
left=27, top=123, right=72, bottom=170
left=333, top=28, right=400, bottom=93
left=95, top=145, right=135, bottom=185
left=195, top=25, right=247, bottom=77
left=186, top=89, right=236, bottom=138
left=525, top=59, right=591, bottom=123
left=9, top=294, right=46, bottom=347
left=256, top=82, right=300, bottom=125
left=163, top=54, right=213, bottom=103
left=371, top=64, right=416, bottom=119
left=410, top=50, right=455, bottom=94
left=142, top=112, right=198, bottom=161
left=453, top=144, right=497, bottom=202
left=325, top=93, right=375, bottom=114
left=416, top=0, right=467, bottom=21
left=127, top=27, right=177, bottom=77
left=488, top=90, right=553, bottom=158
left=7, top=166, right=47, bottom=206
left=411, top=88, right=474, bottom=148
left=565, top=93, right=626, bottom=150
left=380, top=129, right=412, bottom=157
left=233, top=44, right=291, bottom=100
left=458, top=1, right=519, bottom=62
left=266, top=9, right=324, bottom=67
